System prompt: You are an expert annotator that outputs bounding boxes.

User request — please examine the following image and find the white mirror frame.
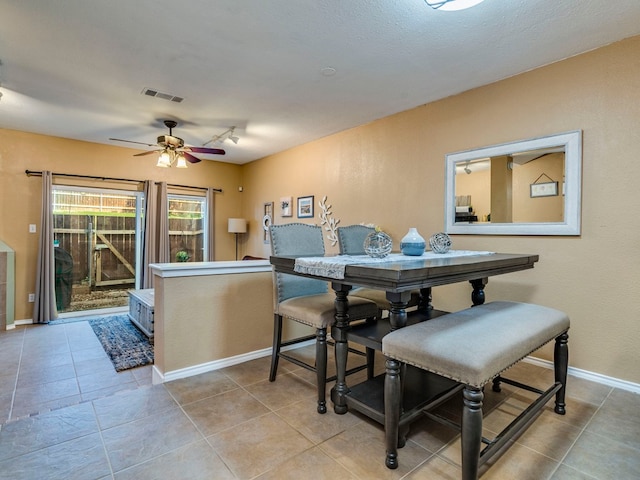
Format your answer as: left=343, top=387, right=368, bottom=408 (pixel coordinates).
left=444, top=130, right=582, bottom=235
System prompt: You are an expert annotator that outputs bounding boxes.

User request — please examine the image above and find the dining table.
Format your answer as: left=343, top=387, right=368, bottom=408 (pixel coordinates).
left=269, top=251, right=539, bottom=425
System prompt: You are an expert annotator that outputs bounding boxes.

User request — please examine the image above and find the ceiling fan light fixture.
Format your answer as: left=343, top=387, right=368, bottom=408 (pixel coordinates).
left=425, top=0, right=485, bottom=11
left=157, top=150, right=171, bottom=168
left=176, top=153, right=188, bottom=168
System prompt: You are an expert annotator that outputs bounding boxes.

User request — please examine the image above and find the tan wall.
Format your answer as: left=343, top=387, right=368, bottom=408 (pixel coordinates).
left=153, top=268, right=312, bottom=377
left=241, top=36, right=640, bottom=385
left=154, top=271, right=274, bottom=374
left=0, top=130, right=245, bottom=321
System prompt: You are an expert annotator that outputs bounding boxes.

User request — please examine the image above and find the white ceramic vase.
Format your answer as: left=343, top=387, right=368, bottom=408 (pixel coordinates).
left=400, top=228, right=425, bottom=256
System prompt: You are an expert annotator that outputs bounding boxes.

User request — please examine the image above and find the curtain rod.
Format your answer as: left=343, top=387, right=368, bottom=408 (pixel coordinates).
left=25, top=170, right=223, bottom=193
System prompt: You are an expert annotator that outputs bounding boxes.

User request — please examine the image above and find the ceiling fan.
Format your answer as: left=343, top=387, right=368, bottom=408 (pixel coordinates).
left=109, top=120, right=225, bottom=168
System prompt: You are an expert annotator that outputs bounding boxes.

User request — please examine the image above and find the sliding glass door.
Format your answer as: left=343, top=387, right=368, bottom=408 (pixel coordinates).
left=51, top=186, right=209, bottom=313
left=52, top=186, right=143, bottom=313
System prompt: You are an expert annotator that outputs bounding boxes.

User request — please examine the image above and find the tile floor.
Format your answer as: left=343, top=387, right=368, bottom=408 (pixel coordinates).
left=0, top=320, right=639, bottom=479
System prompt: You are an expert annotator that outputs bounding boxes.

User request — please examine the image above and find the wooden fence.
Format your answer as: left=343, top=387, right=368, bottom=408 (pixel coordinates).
left=53, top=214, right=204, bottom=288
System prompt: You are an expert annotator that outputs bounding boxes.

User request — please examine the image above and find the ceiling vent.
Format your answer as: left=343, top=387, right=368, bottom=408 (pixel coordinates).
left=141, top=87, right=184, bottom=103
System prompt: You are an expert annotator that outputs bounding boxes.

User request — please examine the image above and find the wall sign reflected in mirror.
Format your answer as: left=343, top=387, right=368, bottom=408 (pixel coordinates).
left=444, top=131, right=582, bottom=235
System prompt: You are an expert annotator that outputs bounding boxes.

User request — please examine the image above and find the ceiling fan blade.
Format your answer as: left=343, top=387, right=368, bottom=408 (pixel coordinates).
left=182, top=152, right=202, bottom=164
left=133, top=149, right=161, bottom=157
left=186, top=146, right=226, bottom=155
left=109, top=138, right=157, bottom=147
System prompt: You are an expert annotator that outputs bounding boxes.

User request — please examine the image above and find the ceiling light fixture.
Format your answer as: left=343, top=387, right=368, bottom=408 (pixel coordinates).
left=156, top=148, right=189, bottom=168
left=203, top=127, right=240, bottom=147
left=156, top=149, right=172, bottom=168
left=175, top=153, right=188, bottom=168
left=425, top=0, right=485, bottom=11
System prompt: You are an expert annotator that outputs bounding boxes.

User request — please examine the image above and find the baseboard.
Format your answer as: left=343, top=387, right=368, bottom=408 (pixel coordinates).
left=153, top=347, right=273, bottom=384
left=14, top=319, right=33, bottom=326
left=524, top=356, right=640, bottom=394
left=154, top=350, right=640, bottom=395
left=152, top=339, right=315, bottom=384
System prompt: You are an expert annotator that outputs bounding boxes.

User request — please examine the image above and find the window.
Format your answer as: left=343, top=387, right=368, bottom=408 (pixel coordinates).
left=168, top=194, right=208, bottom=262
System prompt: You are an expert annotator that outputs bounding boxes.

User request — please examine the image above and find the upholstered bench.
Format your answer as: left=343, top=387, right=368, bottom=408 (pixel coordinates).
left=382, top=301, right=570, bottom=479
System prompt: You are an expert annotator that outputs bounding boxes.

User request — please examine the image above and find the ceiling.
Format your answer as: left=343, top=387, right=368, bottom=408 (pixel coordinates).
left=1, top=1, right=640, bottom=165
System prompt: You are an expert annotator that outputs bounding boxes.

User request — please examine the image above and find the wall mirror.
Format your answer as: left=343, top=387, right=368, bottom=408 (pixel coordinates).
left=444, top=130, right=582, bottom=235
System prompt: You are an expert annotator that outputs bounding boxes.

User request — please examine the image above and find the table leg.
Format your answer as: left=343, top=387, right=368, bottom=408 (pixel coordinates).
left=470, top=278, right=488, bottom=306
left=387, top=291, right=411, bottom=331
left=418, top=287, right=433, bottom=311
left=331, top=282, right=351, bottom=414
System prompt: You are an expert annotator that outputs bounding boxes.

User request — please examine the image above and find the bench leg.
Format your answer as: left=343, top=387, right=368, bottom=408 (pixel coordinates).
left=384, top=357, right=401, bottom=469
left=554, top=332, right=569, bottom=415
left=462, top=386, right=483, bottom=480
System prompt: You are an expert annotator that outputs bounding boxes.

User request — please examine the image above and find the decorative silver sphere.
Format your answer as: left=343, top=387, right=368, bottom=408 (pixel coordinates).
left=429, top=232, right=452, bottom=254
left=364, top=231, right=393, bottom=258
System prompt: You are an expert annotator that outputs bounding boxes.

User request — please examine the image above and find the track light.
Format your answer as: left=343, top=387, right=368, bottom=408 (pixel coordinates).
left=425, top=0, right=485, bottom=11
left=203, top=127, right=240, bottom=147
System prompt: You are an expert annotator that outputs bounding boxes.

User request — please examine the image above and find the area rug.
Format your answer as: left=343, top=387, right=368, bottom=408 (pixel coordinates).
left=88, top=315, right=154, bottom=372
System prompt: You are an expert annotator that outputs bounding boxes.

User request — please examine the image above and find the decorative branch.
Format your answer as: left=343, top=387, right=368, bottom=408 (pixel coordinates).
left=318, top=195, right=340, bottom=246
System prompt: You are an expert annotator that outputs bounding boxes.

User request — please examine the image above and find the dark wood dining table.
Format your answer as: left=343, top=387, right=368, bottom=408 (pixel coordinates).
left=269, top=252, right=539, bottom=422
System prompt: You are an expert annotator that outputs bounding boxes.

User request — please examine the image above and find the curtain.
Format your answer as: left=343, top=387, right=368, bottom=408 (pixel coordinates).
left=206, top=187, right=216, bottom=261
left=157, top=182, right=170, bottom=262
left=33, top=171, right=57, bottom=323
left=141, top=181, right=169, bottom=288
left=141, top=181, right=157, bottom=289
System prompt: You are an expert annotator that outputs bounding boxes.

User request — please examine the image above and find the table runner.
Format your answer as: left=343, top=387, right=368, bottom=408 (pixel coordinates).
left=294, top=250, right=494, bottom=280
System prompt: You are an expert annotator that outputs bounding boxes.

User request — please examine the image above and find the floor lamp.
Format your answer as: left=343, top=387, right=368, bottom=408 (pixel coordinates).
left=228, top=218, right=247, bottom=260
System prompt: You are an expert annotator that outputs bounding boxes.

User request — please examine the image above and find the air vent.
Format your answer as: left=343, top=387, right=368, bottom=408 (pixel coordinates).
left=141, top=88, right=184, bottom=103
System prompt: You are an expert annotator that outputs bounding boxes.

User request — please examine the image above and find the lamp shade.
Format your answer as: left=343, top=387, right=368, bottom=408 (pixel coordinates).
left=228, top=218, right=247, bottom=233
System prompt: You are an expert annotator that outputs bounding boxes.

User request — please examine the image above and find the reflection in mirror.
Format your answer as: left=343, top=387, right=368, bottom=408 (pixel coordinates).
left=445, top=131, right=582, bottom=235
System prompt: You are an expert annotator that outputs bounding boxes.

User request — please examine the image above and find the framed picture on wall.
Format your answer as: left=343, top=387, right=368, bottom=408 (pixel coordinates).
left=263, top=202, right=273, bottom=244
left=280, top=196, right=292, bottom=217
left=297, top=195, right=314, bottom=218
left=530, top=181, right=558, bottom=198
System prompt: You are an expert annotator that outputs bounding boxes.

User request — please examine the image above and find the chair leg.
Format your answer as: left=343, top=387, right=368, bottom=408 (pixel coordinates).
left=461, top=386, right=483, bottom=480
left=366, top=347, right=375, bottom=379
left=384, top=357, right=401, bottom=469
left=316, top=327, right=328, bottom=414
left=269, top=314, right=283, bottom=382
left=554, top=332, right=569, bottom=415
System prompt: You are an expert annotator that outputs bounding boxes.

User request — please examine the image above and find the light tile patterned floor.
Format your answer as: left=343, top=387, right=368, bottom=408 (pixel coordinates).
left=0, top=321, right=639, bottom=479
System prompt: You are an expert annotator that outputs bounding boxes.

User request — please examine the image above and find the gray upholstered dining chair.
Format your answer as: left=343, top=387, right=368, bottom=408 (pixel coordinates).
left=269, top=223, right=379, bottom=414
left=337, top=225, right=422, bottom=315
